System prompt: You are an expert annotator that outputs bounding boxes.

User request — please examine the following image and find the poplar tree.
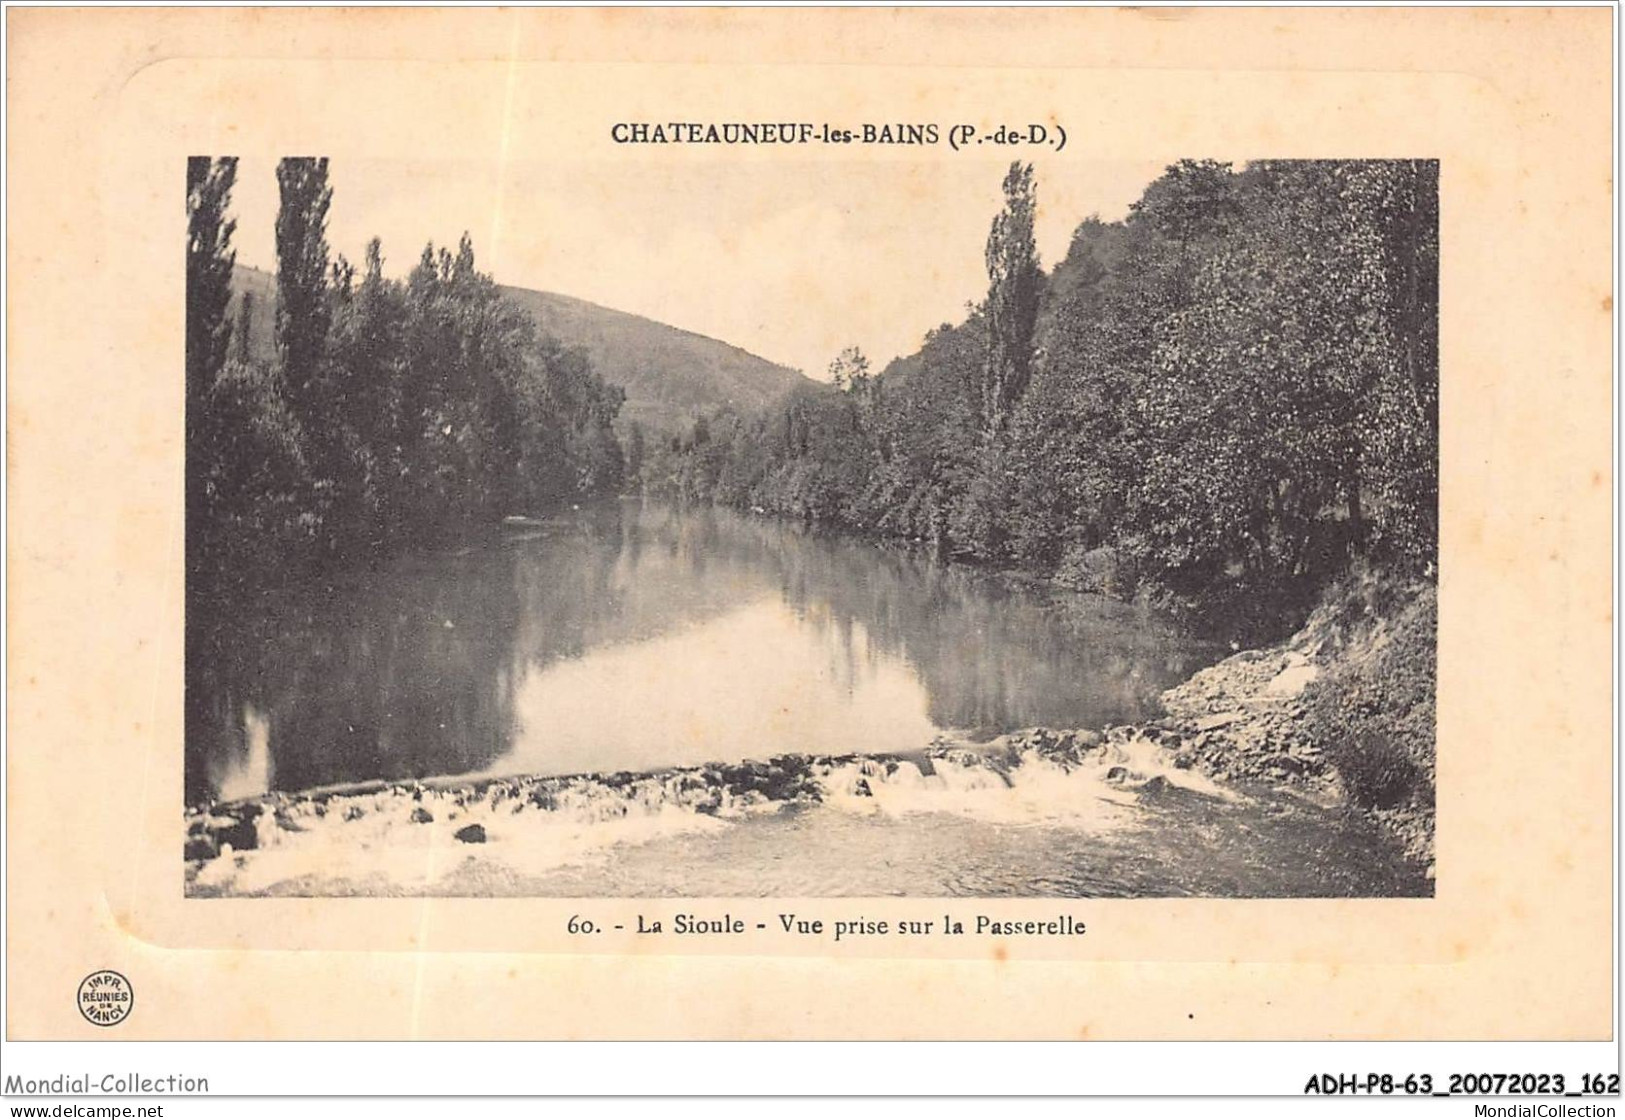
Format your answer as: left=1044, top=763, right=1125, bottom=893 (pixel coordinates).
left=186, top=157, right=239, bottom=423
left=185, top=155, right=239, bottom=583
left=981, top=161, right=1040, bottom=438
left=274, top=157, right=334, bottom=446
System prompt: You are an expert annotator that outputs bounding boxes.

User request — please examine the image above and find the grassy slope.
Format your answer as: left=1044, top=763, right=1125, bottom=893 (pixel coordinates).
left=497, top=285, right=809, bottom=437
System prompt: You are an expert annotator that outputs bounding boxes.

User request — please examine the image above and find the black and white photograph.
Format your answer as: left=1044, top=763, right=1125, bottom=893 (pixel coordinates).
left=183, top=154, right=1439, bottom=899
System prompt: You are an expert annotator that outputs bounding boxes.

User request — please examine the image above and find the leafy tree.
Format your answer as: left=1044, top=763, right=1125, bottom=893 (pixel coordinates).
left=829, top=346, right=870, bottom=394
left=650, top=158, right=1437, bottom=627
left=325, top=236, right=409, bottom=552
left=981, top=162, right=1040, bottom=438
left=187, top=157, right=239, bottom=409
left=191, top=164, right=628, bottom=588
left=274, top=158, right=334, bottom=439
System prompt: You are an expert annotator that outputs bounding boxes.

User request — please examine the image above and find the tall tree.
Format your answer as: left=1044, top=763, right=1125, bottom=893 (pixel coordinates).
left=1357, top=159, right=1439, bottom=568
left=186, top=157, right=239, bottom=420
left=981, top=161, right=1040, bottom=438
left=274, top=157, right=334, bottom=442
left=828, top=346, right=870, bottom=394
left=185, top=155, right=240, bottom=585
left=326, top=236, right=409, bottom=550
left=234, top=291, right=254, bottom=364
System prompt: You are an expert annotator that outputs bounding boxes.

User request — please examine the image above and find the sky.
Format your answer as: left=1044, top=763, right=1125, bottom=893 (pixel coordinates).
left=227, top=156, right=1168, bottom=379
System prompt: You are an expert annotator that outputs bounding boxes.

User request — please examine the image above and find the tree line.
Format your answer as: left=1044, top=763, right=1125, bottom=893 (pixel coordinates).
left=637, top=159, right=1438, bottom=628
left=185, top=157, right=626, bottom=602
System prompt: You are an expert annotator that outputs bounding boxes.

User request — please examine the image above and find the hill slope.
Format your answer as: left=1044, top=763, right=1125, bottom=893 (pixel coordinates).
left=225, top=265, right=810, bottom=437
left=497, top=286, right=809, bottom=436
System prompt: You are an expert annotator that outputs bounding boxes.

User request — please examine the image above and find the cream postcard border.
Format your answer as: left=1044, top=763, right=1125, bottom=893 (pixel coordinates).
left=4, top=7, right=1613, bottom=1040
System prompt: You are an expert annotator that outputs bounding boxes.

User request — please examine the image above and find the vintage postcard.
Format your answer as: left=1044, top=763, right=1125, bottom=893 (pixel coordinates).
left=4, top=7, right=1614, bottom=1044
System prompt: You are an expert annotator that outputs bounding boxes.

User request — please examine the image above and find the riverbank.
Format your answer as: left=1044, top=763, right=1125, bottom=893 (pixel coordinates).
left=1145, top=568, right=1437, bottom=877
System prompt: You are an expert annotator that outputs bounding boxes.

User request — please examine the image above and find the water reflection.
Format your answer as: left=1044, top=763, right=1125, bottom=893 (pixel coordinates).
left=504, top=597, right=940, bottom=778
left=186, top=502, right=1221, bottom=804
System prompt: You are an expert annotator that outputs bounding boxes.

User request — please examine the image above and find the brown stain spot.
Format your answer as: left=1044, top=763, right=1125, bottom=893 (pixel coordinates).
left=1602, top=295, right=1613, bottom=312
left=1452, top=940, right=1470, bottom=962
left=1077, top=1023, right=1091, bottom=1039
left=507, top=968, right=517, bottom=979
left=1592, top=470, right=1605, bottom=487
left=992, top=944, right=1007, bottom=963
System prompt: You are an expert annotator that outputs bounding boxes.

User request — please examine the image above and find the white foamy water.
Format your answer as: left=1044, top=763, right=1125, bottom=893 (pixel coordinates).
left=186, top=732, right=1351, bottom=898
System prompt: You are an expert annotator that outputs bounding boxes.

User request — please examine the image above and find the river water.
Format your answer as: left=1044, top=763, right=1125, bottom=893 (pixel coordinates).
left=187, top=501, right=1427, bottom=897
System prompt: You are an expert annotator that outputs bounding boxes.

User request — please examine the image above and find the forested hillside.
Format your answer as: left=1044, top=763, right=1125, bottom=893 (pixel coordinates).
left=641, top=159, right=1438, bottom=634
left=225, top=266, right=808, bottom=442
